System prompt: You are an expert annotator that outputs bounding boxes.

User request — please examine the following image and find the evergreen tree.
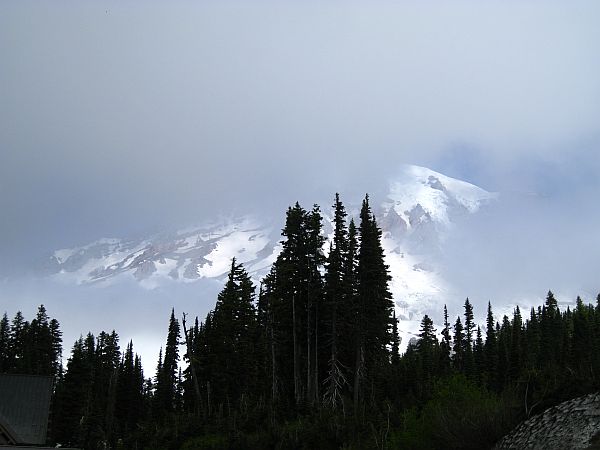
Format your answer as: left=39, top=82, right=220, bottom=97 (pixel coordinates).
left=341, top=218, right=359, bottom=379
left=452, top=317, right=465, bottom=372
left=210, top=258, right=257, bottom=408
left=94, top=330, right=121, bottom=444
left=593, top=294, right=600, bottom=379
left=540, top=290, right=561, bottom=370
left=417, top=314, right=437, bottom=394
left=324, top=194, right=349, bottom=409
left=463, top=298, right=476, bottom=379
left=265, top=202, right=325, bottom=406
left=524, top=306, right=541, bottom=371
left=50, top=318, right=63, bottom=377
left=484, top=302, right=497, bottom=388
left=497, top=315, right=511, bottom=388
left=391, top=310, right=400, bottom=366
left=434, top=305, right=451, bottom=375
left=572, top=296, right=593, bottom=378
left=509, top=306, right=523, bottom=381
left=9, top=311, right=28, bottom=373
left=257, top=273, right=279, bottom=404
left=464, top=298, right=475, bottom=347
left=39, top=195, right=600, bottom=449
left=305, top=204, right=326, bottom=403
left=0, top=313, right=9, bottom=373
left=52, top=334, right=96, bottom=447
left=116, top=341, right=141, bottom=439
left=155, top=309, right=180, bottom=415
left=29, top=305, right=58, bottom=376
left=474, top=326, right=485, bottom=383
left=354, top=194, right=393, bottom=409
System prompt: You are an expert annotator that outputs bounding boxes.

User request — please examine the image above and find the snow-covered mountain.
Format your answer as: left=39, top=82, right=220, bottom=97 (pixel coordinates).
left=41, top=216, right=280, bottom=290
left=40, top=165, right=497, bottom=347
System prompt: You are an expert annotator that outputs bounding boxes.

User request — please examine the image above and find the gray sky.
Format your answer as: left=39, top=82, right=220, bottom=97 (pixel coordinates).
left=1, top=1, right=600, bottom=359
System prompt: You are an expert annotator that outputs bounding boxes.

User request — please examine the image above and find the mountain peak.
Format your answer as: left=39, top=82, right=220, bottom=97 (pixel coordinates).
left=38, top=166, right=496, bottom=350
left=384, top=164, right=497, bottom=227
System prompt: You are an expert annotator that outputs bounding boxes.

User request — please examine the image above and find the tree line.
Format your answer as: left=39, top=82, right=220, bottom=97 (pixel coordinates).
left=0, top=304, right=62, bottom=377
left=2, top=193, right=600, bottom=449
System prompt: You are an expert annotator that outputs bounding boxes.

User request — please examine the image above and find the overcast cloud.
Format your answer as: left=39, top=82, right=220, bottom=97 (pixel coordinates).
left=1, top=1, right=599, bottom=361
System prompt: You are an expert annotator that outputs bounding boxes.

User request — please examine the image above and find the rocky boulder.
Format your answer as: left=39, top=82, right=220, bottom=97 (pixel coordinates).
left=496, top=392, right=600, bottom=450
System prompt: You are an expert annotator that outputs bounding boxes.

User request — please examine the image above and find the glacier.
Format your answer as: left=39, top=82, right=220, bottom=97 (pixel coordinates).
left=40, top=164, right=497, bottom=352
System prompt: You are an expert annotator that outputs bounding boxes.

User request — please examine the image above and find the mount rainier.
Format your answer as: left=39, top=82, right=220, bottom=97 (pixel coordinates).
left=41, top=165, right=497, bottom=346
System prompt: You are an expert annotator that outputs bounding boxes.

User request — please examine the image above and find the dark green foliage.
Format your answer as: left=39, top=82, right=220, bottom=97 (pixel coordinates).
left=51, top=331, right=147, bottom=448
left=464, top=298, right=475, bottom=346
left=416, top=315, right=437, bottom=394
left=452, top=317, right=465, bottom=372
left=354, top=194, right=393, bottom=409
left=0, top=313, right=10, bottom=372
left=391, top=311, right=400, bottom=366
left=52, top=335, right=93, bottom=446
left=8, top=195, right=600, bottom=449
left=474, top=326, right=485, bottom=384
left=0, top=306, right=62, bottom=377
left=391, top=375, right=515, bottom=450
left=463, top=298, right=476, bottom=379
left=115, top=341, right=146, bottom=442
left=323, top=194, right=350, bottom=410
left=485, top=302, right=498, bottom=389
left=439, top=305, right=451, bottom=374
left=261, top=202, right=326, bottom=407
left=9, top=310, right=28, bottom=372
left=155, top=308, right=181, bottom=416
left=191, top=259, right=258, bottom=415
left=509, top=307, right=523, bottom=381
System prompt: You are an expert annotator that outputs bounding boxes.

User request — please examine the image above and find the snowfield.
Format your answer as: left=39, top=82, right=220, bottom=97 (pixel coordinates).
left=45, top=165, right=497, bottom=353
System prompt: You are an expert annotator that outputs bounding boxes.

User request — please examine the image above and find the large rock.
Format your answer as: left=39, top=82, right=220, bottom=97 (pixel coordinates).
left=496, top=392, right=600, bottom=450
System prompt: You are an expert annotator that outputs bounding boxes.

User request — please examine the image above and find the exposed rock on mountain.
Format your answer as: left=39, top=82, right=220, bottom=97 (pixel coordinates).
left=39, top=165, right=497, bottom=348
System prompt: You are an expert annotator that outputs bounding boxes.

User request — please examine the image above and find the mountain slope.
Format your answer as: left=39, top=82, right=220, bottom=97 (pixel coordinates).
left=42, top=165, right=496, bottom=347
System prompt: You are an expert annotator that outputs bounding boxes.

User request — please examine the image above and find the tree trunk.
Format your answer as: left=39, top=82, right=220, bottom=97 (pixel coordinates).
left=271, top=320, right=277, bottom=402
left=314, top=300, right=319, bottom=403
left=307, top=291, right=312, bottom=403
left=353, top=343, right=363, bottom=412
left=293, top=293, right=299, bottom=403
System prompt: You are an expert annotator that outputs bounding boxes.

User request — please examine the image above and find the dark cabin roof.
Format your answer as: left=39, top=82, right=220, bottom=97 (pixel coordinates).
left=0, top=373, right=53, bottom=445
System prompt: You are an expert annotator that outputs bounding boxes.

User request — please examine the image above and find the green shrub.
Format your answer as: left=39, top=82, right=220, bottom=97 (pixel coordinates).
left=180, top=434, right=229, bottom=450
left=391, top=375, right=516, bottom=450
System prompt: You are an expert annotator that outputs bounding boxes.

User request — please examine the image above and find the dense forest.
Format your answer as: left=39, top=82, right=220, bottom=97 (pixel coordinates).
left=2, top=194, right=600, bottom=449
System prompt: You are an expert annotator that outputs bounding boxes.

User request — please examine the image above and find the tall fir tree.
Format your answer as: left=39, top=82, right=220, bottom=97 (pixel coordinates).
left=439, top=305, right=452, bottom=374
left=9, top=311, right=28, bottom=373
left=354, top=194, right=393, bottom=409
left=256, top=202, right=325, bottom=406
left=0, top=313, right=9, bottom=373
left=540, top=290, right=562, bottom=370
left=210, top=258, right=257, bottom=408
left=484, top=302, right=498, bottom=388
left=391, top=310, right=400, bottom=366
left=324, top=194, right=350, bottom=410
left=452, top=317, right=465, bottom=372
left=52, top=336, right=93, bottom=446
left=417, top=314, right=437, bottom=394
left=509, top=306, right=523, bottom=381
left=463, top=298, right=476, bottom=379
left=155, top=309, right=181, bottom=416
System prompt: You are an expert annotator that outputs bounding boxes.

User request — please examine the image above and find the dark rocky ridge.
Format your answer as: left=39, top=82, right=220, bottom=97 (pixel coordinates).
left=496, top=392, right=600, bottom=450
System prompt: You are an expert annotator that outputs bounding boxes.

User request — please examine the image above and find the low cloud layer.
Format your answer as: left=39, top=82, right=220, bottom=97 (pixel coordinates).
left=2, top=1, right=599, bottom=265
left=1, top=1, right=599, bottom=362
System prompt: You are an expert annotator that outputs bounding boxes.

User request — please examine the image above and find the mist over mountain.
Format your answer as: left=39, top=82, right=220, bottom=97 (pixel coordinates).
left=1, top=0, right=599, bottom=384
left=5, top=163, right=586, bottom=366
